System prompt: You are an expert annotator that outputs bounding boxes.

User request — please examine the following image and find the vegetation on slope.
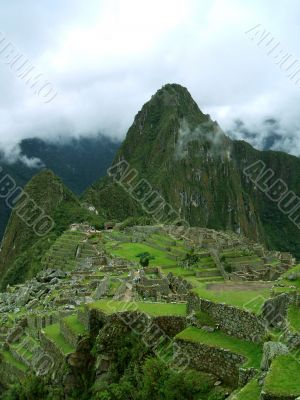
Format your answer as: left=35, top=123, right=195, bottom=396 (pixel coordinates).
left=0, top=169, right=104, bottom=288
left=263, top=354, right=300, bottom=397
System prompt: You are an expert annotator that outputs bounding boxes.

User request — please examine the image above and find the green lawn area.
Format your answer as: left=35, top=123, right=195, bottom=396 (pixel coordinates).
left=230, top=378, right=261, bottom=400
left=176, top=327, right=262, bottom=368
left=263, top=354, right=300, bottom=397
left=63, top=315, right=87, bottom=336
left=43, top=323, right=75, bottom=355
left=150, top=233, right=187, bottom=251
left=1, top=350, right=27, bottom=372
left=287, top=305, right=300, bottom=332
left=161, top=266, right=195, bottom=277
left=88, top=299, right=187, bottom=317
left=107, top=242, right=175, bottom=266
left=151, top=232, right=175, bottom=244
left=192, top=282, right=270, bottom=314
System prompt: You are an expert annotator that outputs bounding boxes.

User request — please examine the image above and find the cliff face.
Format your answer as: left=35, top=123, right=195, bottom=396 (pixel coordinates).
left=84, top=84, right=300, bottom=257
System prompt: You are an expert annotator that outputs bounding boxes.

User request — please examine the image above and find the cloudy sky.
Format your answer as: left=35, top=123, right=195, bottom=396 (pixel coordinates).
left=1, top=0, right=300, bottom=159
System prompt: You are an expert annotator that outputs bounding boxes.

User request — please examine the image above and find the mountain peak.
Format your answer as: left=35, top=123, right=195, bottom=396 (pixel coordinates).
left=146, top=83, right=204, bottom=116
left=112, top=83, right=220, bottom=171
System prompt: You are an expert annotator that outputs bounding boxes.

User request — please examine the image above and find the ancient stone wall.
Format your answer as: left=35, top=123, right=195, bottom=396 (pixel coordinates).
left=174, top=338, right=247, bottom=386
left=187, top=293, right=266, bottom=342
left=261, top=392, right=297, bottom=400
left=262, top=293, right=290, bottom=328
left=60, top=320, right=81, bottom=348
left=151, top=316, right=187, bottom=337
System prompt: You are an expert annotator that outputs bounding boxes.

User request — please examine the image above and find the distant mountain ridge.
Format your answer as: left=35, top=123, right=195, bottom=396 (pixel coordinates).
left=0, top=135, right=120, bottom=239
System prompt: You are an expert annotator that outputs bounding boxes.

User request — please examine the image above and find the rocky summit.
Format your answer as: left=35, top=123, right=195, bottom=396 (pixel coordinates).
left=0, top=85, right=300, bottom=399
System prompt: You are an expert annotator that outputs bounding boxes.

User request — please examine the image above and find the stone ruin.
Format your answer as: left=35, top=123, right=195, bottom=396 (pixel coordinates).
left=131, top=268, right=192, bottom=301
left=69, top=223, right=98, bottom=234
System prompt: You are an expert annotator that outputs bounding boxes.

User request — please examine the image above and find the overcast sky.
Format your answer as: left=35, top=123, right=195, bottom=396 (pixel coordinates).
left=1, top=0, right=300, bottom=160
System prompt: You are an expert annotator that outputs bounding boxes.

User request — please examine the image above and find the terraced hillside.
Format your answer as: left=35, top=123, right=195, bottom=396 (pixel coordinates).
left=0, top=224, right=299, bottom=399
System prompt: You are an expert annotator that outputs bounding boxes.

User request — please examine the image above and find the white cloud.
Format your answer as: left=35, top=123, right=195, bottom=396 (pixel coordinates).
left=0, top=0, right=300, bottom=159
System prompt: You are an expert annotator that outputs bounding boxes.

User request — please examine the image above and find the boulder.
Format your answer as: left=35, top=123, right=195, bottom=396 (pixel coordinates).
left=260, top=341, right=289, bottom=371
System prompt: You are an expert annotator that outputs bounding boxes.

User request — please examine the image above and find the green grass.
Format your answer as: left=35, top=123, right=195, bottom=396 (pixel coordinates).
left=192, top=282, right=270, bottom=314
left=10, top=343, right=34, bottom=361
left=106, top=242, right=175, bottom=266
left=287, top=305, right=300, bottom=332
left=63, top=315, right=87, bottom=336
left=1, top=350, right=27, bottom=372
left=151, top=232, right=175, bottom=244
left=161, top=266, right=195, bottom=276
left=176, top=327, right=262, bottom=368
left=263, top=354, right=300, bottom=396
left=231, top=378, right=261, bottom=399
left=88, top=299, right=187, bottom=317
left=273, top=264, right=300, bottom=294
left=43, top=323, right=75, bottom=355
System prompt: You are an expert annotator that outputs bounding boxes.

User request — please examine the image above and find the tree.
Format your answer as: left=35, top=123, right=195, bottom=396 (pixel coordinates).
left=136, top=252, right=154, bottom=267
left=181, top=248, right=200, bottom=268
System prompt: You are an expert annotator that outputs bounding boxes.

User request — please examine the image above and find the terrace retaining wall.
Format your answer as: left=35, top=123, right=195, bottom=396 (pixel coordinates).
left=187, top=293, right=266, bottom=342
left=261, top=391, right=299, bottom=400
left=152, top=316, right=187, bottom=337
left=39, top=330, right=66, bottom=367
left=174, top=338, right=253, bottom=386
left=60, top=319, right=81, bottom=349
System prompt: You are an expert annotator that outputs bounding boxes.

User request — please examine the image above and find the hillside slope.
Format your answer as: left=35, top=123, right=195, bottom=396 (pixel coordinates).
left=83, top=84, right=300, bottom=258
left=0, top=169, right=104, bottom=288
left=0, top=135, right=119, bottom=239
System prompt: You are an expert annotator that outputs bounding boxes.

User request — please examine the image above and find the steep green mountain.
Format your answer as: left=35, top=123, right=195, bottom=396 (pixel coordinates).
left=0, top=135, right=120, bottom=240
left=0, top=169, right=104, bottom=288
left=83, top=83, right=300, bottom=258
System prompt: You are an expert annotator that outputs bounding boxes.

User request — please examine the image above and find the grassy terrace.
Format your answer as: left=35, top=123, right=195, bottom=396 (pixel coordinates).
left=1, top=350, right=27, bottom=372
left=161, top=266, right=195, bottom=276
left=106, top=242, right=175, bottom=266
left=287, top=305, right=300, bottom=332
left=43, top=323, right=75, bottom=355
left=87, top=299, right=187, bottom=317
left=176, top=327, right=262, bottom=368
left=191, top=282, right=270, bottom=314
left=272, top=264, right=300, bottom=295
left=263, top=354, right=300, bottom=397
left=63, top=315, right=87, bottom=336
left=231, top=378, right=261, bottom=400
